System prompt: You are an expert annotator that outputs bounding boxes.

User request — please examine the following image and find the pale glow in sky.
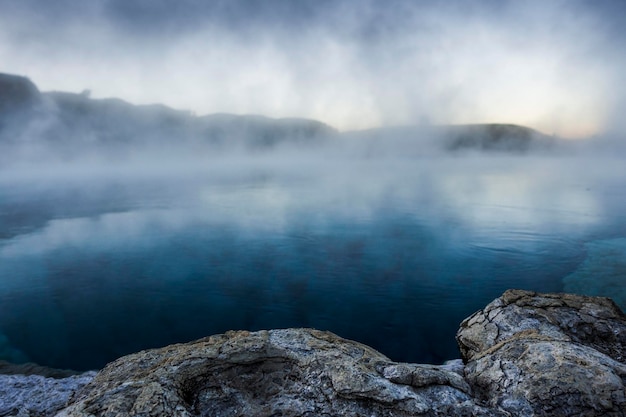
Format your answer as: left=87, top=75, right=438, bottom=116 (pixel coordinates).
left=0, top=0, right=624, bottom=138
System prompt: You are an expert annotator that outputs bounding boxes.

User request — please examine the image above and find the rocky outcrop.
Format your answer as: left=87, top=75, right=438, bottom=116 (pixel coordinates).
left=2, top=290, right=624, bottom=416
left=54, top=290, right=626, bottom=417
left=457, top=289, right=626, bottom=416
left=0, top=372, right=95, bottom=417
left=57, top=329, right=499, bottom=417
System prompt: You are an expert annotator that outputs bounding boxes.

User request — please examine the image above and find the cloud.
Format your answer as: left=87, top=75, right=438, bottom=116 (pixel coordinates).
left=0, top=0, right=624, bottom=137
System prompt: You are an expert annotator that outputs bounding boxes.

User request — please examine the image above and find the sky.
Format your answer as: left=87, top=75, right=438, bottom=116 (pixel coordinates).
left=0, top=0, right=625, bottom=138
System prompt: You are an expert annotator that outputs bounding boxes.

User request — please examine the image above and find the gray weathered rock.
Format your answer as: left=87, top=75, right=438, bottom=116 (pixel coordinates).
left=2, top=290, right=623, bottom=416
left=57, top=328, right=501, bottom=417
left=457, top=289, right=626, bottom=416
left=0, top=372, right=95, bottom=417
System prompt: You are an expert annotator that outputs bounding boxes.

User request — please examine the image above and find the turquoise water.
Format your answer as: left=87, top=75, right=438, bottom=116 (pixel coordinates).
left=0, top=153, right=624, bottom=370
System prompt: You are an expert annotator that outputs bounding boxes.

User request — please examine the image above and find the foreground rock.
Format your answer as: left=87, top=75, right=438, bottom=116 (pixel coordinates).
left=0, top=372, right=95, bottom=417
left=58, top=329, right=498, bottom=417
left=56, top=290, right=626, bottom=417
left=457, top=289, right=626, bottom=416
left=3, top=290, right=624, bottom=416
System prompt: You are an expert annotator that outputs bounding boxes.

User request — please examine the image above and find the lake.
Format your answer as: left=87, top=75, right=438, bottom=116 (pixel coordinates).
left=1, top=149, right=625, bottom=371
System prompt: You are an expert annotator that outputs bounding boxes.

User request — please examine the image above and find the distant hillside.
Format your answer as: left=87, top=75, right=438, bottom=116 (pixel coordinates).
left=444, top=124, right=552, bottom=152
left=341, top=123, right=555, bottom=154
left=0, top=73, right=337, bottom=156
left=0, top=73, right=45, bottom=133
left=0, top=73, right=40, bottom=114
left=1, top=72, right=560, bottom=159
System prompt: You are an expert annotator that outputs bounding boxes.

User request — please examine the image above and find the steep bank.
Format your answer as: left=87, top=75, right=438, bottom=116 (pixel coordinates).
left=2, top=290, right=624, bottom=416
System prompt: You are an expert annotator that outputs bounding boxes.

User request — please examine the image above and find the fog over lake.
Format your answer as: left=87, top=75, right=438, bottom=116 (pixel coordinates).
left=1, top=0, right=626, bottom=372
left=1, top=140, right=625, bottom=370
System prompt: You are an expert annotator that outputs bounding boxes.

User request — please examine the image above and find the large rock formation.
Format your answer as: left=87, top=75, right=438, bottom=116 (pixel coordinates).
left=56, top=328, right=498, bottom=417
left=457, top=290, right=626, bottom=416
left=2, top=290, right=625, bottom=416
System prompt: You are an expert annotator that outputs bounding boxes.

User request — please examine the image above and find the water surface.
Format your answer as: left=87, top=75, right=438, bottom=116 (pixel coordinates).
left=1, top=152, right=624, bottom=370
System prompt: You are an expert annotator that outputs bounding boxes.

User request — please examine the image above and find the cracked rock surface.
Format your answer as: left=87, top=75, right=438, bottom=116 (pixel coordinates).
left=4, top=290, right=624, bottom=416
left=0, top=372, right=95, bottom=417
left=457, top=289, right=626, bottom=416
left=56, top=328, right=500, bottom=417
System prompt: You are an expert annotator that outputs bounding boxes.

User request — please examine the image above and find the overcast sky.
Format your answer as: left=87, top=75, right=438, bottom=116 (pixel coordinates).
left=1, top=0, right=625, bottom=137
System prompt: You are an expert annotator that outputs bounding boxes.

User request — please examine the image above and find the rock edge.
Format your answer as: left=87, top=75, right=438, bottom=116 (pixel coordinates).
left=2, top=290, right=625, bottom=417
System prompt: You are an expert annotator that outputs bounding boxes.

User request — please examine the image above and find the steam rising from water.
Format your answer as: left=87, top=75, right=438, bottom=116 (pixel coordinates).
left=1, top=0, right=625, bottom=137
left=1, top=0, right=626, bottom=370
left=0, top=141, right=625, bottom=369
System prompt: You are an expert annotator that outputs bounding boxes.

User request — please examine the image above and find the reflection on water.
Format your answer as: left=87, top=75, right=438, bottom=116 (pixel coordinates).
left=0, top=154, right=625, bottom=370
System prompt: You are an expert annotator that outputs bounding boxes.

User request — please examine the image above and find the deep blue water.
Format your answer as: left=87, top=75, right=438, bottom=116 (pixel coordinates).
left=0, top=153, right=625, bottom=370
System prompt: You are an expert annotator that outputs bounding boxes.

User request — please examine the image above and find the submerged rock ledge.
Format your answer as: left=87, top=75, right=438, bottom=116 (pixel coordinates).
left=3, top=289, right=625, bottom=417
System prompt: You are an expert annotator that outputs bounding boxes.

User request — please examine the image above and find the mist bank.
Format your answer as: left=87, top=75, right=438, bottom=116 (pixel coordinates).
left=1, top=72, right=626, bottom=371
left=0, top=73, right=336, bottom=162
left=0, top=72, right=588, bottom=165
